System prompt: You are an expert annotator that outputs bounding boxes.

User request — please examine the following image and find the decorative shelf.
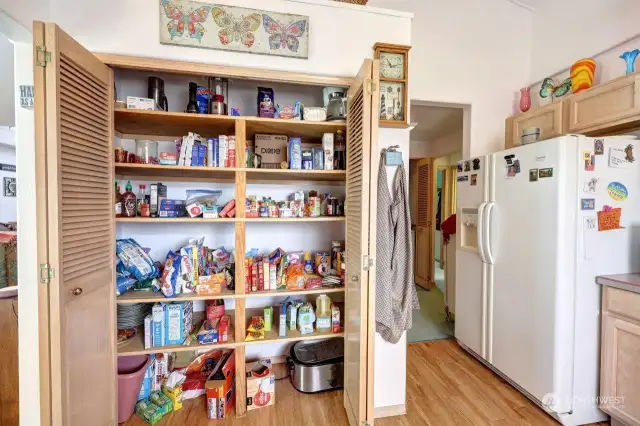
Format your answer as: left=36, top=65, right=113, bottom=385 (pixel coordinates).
left=117, top=312, right=237, bottom=356
left=117, top=289, right=239, bottom=304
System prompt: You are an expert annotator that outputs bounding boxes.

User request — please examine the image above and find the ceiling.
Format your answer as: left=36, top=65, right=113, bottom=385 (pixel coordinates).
left=409, top=104, right=463, bottom=142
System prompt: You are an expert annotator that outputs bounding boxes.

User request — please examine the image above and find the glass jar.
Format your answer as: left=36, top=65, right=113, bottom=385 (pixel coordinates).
left=135, top=140, right=159, bottom=164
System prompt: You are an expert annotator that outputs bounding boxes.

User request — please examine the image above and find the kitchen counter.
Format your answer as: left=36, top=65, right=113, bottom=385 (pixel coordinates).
left=596, top=273, right=640, bottom=294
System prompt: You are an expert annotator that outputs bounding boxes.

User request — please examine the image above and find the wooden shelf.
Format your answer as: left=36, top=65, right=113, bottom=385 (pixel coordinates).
left=114, top=109, right=236, bottom=137
left=244, top=287, right=345, bottom=298
left=117, top=312, right=237, bottom=356
left=116, top=217, right=237, bottom=223
left=244, top=217, right=345, bottom=223
left=117, top=289, right=239, bottom=304
left=243, top=168, right=346, bottom=183
left=115, top=163, right=239, bottom=180
left=244, top=328, right=343, bottom=345
left=244, top=116, right=346, bottom=141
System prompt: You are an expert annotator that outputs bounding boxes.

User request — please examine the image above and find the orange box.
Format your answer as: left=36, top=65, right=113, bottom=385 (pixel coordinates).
left=206, top=351, right=235, bottom=419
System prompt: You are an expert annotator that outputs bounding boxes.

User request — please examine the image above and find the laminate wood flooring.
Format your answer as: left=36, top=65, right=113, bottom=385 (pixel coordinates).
left=124, top=339, right=610, bottom=426
left=0, top=298, right=19, bottom=426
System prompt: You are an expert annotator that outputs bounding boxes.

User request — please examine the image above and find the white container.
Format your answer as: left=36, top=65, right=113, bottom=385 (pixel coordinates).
left=521, top=127, right=541, bottom=145
left=304, top=107, right=327, bottom=122
left=316, top=294, right=332, bottom=332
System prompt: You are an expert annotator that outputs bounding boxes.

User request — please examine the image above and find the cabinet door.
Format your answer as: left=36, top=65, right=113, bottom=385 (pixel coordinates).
left=415, top=158, right=434, bottom=289
left=568, top=73, right=640, bottom=133
left=511, top=102, right=564, bottom=147
left=34, top=22, right=115, bottom=426
left=600, top=313, right=640, bottom=426
left=344, top=58, right=378, bottom=426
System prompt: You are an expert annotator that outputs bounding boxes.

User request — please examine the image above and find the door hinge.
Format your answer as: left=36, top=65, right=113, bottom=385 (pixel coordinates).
left=363, top=255, right=374, bottom=271
left=365, top=79, right=377, bottom=96
left=36, top=45, right=51, bottom=67
left=40, top=263, right=55, bottom=284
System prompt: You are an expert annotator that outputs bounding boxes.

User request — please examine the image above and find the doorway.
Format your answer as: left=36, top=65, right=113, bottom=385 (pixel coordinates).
left=407, top=101, right=464, bottom=343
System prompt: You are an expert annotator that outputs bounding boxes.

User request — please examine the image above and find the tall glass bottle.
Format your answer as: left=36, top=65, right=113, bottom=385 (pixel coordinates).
left=114, top=181, right=122, bottom=218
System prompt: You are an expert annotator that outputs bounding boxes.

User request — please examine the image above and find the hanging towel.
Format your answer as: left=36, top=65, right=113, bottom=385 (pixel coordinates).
left=376, top=149, right=419, bottom=344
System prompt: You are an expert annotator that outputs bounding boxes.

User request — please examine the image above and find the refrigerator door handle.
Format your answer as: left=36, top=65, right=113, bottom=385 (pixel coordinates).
left=484, top=202, right=495, bottom=265
left=477, top=202, right=487, bottom=263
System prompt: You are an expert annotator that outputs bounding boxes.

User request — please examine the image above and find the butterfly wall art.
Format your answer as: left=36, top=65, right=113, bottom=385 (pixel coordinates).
left=159, top=1, right=309, bottom=59
left=539, top=77, right=572, bottom=101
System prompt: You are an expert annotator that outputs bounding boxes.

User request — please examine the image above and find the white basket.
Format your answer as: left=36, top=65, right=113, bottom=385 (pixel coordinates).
left=304, top=107, right=327, bottom=122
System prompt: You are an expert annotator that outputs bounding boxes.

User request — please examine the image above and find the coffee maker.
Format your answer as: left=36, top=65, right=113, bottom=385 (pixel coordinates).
left=148, top=77, right=168, bottom=111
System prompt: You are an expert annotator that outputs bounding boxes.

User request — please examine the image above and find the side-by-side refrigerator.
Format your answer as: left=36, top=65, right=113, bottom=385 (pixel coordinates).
left=455, top=135, right=640, bottom=426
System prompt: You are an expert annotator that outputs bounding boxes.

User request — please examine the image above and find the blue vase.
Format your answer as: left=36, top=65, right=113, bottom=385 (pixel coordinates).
left=620, top=49, right=640, bottom=74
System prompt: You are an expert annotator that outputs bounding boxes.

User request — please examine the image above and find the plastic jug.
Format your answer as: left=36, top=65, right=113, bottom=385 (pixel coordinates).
left=316, top=294, right=332, bottom=332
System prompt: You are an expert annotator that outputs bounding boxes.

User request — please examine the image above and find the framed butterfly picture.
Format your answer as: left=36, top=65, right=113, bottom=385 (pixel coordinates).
left=159, top=1, right=310, bottom=59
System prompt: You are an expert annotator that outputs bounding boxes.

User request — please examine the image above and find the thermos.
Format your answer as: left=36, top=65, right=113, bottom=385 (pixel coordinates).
left=147, top=77, right=168, bottom=111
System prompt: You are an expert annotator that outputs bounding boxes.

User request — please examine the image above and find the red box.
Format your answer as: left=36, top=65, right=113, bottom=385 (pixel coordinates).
left=206, top=351, right=235, bottom=419
left=206, top=300, right=225, bottom=321
left=257, top=256, right=264, bottom=291
left=218, top=315, right=230, bottom=343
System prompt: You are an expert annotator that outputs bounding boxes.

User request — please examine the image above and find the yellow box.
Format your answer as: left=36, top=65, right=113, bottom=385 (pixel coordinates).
left=161, top=385, right=183, bottom=411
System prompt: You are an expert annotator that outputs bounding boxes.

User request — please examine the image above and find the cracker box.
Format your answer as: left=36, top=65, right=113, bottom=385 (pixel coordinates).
left=246, top=359, right=275, bottom=411
left=197, top=319, right=219, bottom=345
left=255, top=134, right=288, bottom=168
left=206, top=351, right=236, bottom=419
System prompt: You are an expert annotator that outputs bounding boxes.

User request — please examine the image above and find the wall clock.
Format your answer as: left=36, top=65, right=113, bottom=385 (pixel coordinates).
left=373, top=43, right=411, bottom=128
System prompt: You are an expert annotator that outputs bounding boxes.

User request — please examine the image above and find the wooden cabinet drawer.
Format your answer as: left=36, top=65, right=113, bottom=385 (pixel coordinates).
left=568, top=73, right=640, bottom=133
left=508, top=101, right=564, bottom=147
left=600, top=312, right=640, bottom=426
left=604, top=286, right=640, bottom=322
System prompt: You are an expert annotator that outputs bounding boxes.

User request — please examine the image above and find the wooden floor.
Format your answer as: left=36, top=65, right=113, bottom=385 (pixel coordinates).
left=124, top=339, right=610, bottom=426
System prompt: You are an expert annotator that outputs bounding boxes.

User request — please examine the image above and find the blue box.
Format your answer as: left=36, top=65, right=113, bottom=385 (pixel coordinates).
left=159, top=200, right=186, bottom=218
left=152, top=304, right=164, bottom=348
left=312, top=147, right=324, bottom=170
left=197, top=319, right=219, bottom=345
left=164, top=302, right=193, bottom=346
left=288, top=138, right=302, bottom=170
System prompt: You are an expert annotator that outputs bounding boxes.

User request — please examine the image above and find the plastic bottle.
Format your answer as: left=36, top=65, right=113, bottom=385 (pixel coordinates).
left=316, top=294, right=332, bottom=332
left=121, top=181, right=137, bottom=217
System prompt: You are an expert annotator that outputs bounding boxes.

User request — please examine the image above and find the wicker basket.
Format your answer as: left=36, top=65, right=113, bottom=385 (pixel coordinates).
left=334, top=0, right=368, bottom=5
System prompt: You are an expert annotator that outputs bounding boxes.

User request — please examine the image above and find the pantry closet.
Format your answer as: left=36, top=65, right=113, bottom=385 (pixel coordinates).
left=33, top=22, right=379, bottom=426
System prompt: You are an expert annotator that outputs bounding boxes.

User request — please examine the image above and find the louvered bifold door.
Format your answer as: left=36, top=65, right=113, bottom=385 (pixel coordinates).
left=34, top=22, right=115, bottom=426
left=344, top=58, right=379, bottom=426
left=416, top=158, right=434, bottom=289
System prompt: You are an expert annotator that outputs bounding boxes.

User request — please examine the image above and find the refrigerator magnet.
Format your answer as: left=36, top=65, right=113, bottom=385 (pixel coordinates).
left=506, top=165, right=516, bottom=178
left=539, top=168, right=553, bottom=178
left=581, top=198, right=596, bottom=210
left=584, top=151, right=595, bottom=171
left=464, top=160, right=471, bottom=172
left=504, top=154, right=515, bottom=165
left=472, top=158, right=481, bottom=170
left=470, top=174, right=478, bottom=186
left=583, top=177, right=600, bottom=194
left=529, top=169, right=538, bottom=182
left=607, top=182, right=628, bottom=201
left=457, top=175, right=468, bottom=182
left=597, top=206, right=623, bottom=231
left=513, top=159, right=521, bottom=173
left=594, top=139, right=604, bottom=155
left=584, top=217, right=596, bottom=230
left=609, top=145, right=634, bottom=168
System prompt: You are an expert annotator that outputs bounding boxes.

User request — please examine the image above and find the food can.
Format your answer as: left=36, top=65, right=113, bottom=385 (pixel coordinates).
left=309, top=197, right=320, bottom=217
left=259, top=206, right=269, bottom=218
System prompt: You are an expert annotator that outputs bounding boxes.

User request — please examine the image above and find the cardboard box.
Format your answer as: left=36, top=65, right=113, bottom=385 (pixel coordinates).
left=255, top=134, right=288, bottom=168
left=322, top=133, right=334, bottom=170
left=219, top=135, right=228, bottom=169
left=144, top=314, right=153, bottom=349
left=165, top=302, right=193, bottom=346
left=126, top=96, right=155, bottom=111
left=218, top=315, right=230, bottom=343
left=152, top=304, right=165, bottom=347
left=206, top=351, right=236, bottom=419
left=162, top=385, right=183, bottom=411
left=246, top=359, right=275, bottom=411
left=197, top=319, right=219, bottom=345
left=150, top=183, right=167, bottom=218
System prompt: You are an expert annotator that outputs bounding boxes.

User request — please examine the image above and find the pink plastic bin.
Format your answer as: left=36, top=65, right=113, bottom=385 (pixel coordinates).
left=117, top=355, right=149, bottom=423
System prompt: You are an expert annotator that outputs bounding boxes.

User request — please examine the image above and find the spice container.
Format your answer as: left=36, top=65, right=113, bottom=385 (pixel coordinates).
left=135, top=140, right=159, bottom=164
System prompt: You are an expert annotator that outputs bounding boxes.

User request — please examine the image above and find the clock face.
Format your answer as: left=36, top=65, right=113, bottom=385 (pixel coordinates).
left=380, top=52, right=405, bottom=79
left=379, top=81, right=405, bottom=121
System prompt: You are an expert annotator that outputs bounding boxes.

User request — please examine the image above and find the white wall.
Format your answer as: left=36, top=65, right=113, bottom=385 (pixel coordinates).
left=2, top=0, right=413, bottom=417
left=369, top=0, right=533, bottom=157
left=529, top=0, right=640, bottom=83
left=410, top=129, right=463, bottom=159
left=0, top=144, right=16, bottom=222
left=0, top=34, right=14, bottom=127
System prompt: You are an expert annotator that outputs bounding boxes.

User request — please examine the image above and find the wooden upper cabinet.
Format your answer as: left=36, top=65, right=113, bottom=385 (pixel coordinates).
left=506, top=101, right=565, bottom=148
left=567, top=73, right=640, bottom=134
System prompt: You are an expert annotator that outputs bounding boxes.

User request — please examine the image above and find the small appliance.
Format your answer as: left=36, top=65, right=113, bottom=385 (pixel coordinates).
left=147, top=77, right=168, bottom=111
left=209, top=77, right=228, bottom=115
left=288, top=338, right=343, bottom=393
left=326, top=91, right=347, bottom=121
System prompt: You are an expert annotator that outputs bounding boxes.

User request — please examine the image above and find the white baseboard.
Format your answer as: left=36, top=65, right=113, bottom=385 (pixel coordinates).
left=374, top=404, right=406, bottom=418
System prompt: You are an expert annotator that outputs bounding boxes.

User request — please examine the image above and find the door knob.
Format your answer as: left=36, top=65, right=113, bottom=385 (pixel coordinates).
left=72, top=288, right=83, bottom=296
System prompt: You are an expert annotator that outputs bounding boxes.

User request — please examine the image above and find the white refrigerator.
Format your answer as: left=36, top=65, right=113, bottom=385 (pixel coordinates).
left=455, top=135, right=640, bottom=426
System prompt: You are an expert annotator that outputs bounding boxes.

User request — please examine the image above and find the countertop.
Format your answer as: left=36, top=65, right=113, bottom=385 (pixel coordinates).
left=596, top=273, right=640, bottom=294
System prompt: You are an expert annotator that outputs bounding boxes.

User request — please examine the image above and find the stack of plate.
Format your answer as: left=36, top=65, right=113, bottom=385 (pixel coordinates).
left=117, top=303, right=153, bottom=330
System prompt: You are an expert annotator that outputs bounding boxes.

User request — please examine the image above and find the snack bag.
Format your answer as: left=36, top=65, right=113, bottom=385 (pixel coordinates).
left=286, top=264, right=306, bottom=290
left=116, top=239, right=159, bottom=281
left=159, top=251, right=182, bottom=298
left=245, top=316, right=265, bottom=341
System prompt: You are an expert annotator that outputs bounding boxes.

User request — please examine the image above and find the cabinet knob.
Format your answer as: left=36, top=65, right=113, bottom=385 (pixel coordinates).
left=72, top=288, right=83, bottom=296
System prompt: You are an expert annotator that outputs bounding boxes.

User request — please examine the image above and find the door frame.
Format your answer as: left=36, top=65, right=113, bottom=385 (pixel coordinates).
left=415, top=157, right=435, bottom=290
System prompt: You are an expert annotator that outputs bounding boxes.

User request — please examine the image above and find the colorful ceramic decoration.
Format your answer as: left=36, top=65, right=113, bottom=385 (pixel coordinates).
left=570, top=58, right=596, bottom=94
left=540, top=77, right=571, bottom=101
left=620, top=49, right=640, bottom=74
left=519, top=87, right=531, bottom=113
left=159, top=0, right=310, bottom=59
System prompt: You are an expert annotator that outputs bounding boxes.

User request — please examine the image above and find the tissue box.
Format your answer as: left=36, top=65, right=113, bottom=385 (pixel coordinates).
left=246, top=359, right=275, bottom=411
